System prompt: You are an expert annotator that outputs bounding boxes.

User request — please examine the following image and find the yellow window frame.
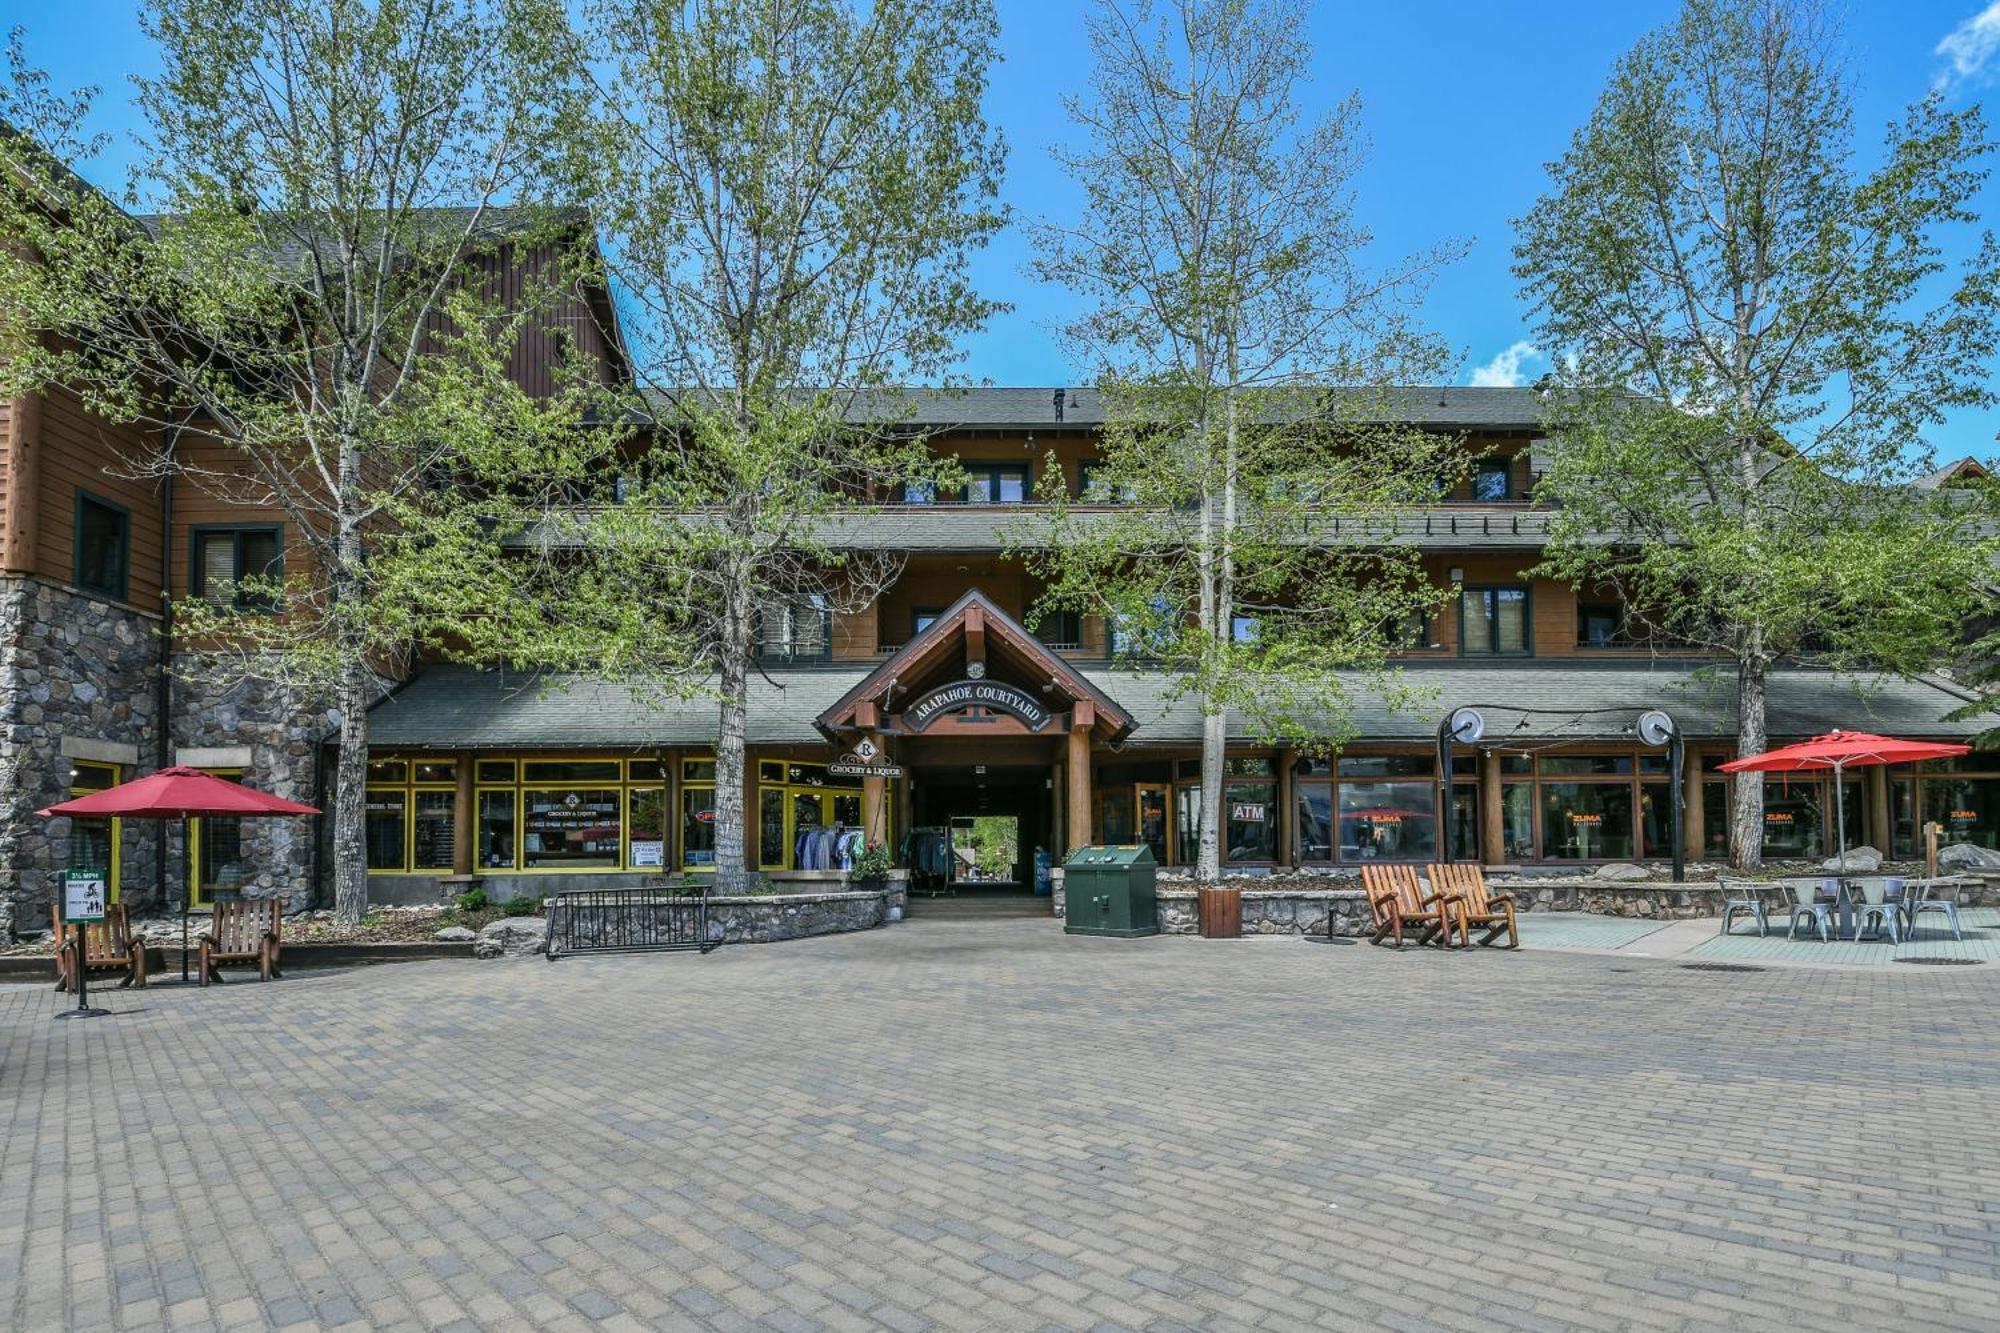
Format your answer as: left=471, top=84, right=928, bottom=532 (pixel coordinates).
left=67, top=760, right=122, bottom=905
left=188, top=768, right=244, bottom=907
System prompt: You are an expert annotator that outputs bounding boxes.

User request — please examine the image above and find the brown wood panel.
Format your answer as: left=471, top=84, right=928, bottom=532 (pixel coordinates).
left=33, top=385, right=164, bottom=606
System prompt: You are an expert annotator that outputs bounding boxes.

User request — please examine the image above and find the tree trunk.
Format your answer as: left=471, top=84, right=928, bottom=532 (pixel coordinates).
left=712, top=577, right=753, bottom=894
left=1730, top=648, right=1768, bottom=872
left=1197, top=704, right=1226, bottom=884
left=332, top=649, right=371, bottom=923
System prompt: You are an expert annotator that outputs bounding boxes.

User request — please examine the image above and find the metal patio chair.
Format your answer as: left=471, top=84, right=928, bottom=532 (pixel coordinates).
left=1850, top=877, right=1904, bottom=945
left=1907, top=879, right=1965, bottom=943
left=1717, top=878, right=1773, bottom=937
left=1783, top=878, right=1838, bottom=943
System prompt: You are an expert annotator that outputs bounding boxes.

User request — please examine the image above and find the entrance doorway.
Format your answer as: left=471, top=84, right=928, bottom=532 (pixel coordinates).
left=911, top=765, right=1049, bottom=898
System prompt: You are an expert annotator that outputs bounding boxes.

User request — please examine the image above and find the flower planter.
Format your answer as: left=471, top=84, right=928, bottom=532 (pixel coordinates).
left=1197, top=885, right=1241, bottom=938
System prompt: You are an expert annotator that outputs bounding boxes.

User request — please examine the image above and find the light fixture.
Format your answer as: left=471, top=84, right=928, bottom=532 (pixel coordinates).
left=1447, top=566, right=1464, bottom=584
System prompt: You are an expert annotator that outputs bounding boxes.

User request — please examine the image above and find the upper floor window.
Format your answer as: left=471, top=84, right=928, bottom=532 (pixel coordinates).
left=1035, top=609, right=1083, bottom=651
left=1385, top=609, right=1435, bottom=651
left=755, top=595, right=830, bottom=661
left=1230, top=615, right=1258, bottom=643
left=902, top=479, right=939, bottom=505
left=1077, top=460, right=1135, bottom=503
left=1577, top=602, right=1630, bottom=649
left=963, top=462, right=1029, bottom=504
left=74, top=491, right=131, bottom=601
left=911, top=607, right=943, bottom=638
left=1471, top=458, right=1513, bottom=502
left=1460, top=585, right=1530, bottom=656
left=193, top=525, right=283, bottom=610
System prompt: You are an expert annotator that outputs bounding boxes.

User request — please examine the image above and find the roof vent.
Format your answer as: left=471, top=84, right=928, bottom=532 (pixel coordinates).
left=1052, top=388, right=1065, bottom=422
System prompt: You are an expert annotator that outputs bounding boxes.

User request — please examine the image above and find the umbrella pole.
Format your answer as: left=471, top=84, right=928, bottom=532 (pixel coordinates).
left=181, top=814, right=190, bottom=983
left=1833, top=761, right=1847, bottom=869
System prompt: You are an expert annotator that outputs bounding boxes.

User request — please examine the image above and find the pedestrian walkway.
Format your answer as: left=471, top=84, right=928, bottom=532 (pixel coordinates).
left=6, top=918, right=1999, bottom=1330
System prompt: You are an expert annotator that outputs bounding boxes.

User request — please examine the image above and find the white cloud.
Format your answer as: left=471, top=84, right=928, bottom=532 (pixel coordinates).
left=1937, top=3, right=2000, bottom=90
left=1468, top=341, right=1544, bottom=388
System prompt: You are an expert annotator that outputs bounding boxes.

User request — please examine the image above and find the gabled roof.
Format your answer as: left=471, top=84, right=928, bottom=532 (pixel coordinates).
left=1916, top=456, right=1992, bottom=490
left=814, top=588, right=1134, bottom=741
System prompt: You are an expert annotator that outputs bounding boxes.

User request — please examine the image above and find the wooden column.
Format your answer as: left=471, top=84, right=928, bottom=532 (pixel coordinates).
left=1479, top=749, right=1504, bottom=866
left=1867, top=765, right=1890, bottom=854
left=452, top=751, right=475, bottom=877
left=1049, top=757, right=1065, bottom=856
left=1, top=392, right=43, bottom=572
left=742, top=745, right=757, bottom=869
left=1277, top=751, right=1297, bottom=867
left=1684, top=751, right=1706, bottom=863
left=1066, top=702, right=1094, bottom=852
left=861, top=731, right=888, bottom=846
left=664, top=747, right=680, bottom=869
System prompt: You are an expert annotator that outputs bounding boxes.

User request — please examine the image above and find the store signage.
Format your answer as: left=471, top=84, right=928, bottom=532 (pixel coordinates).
left=1231, top=803, right=1267, bottom=823
left=630, top=840, right=665, bottom=867
left=64, top=870, right=106, bottom=923
left=1950, top=809, right=1978, bottom=822
left=1568, top=813, right=1603, bottom=825
left=903, top=679, right=1052, bottom=732
left=1765, top=811, right=1794, bottom=824
left=828, top=758, right=906, bottom=779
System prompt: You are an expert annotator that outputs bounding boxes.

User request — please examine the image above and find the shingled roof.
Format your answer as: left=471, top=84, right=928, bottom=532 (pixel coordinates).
left=365, top=661, right=1989, bottom=749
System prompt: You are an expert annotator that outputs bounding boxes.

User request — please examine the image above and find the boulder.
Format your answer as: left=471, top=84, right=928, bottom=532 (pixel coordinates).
left=474, top=916, right=547, bottom=959
left=1592, top=862, right=1651, bottom=882
left=434, top=925, right=476, bottom=943
left=1939, top=842, right=2000, bottom=871
left=1821, top=845, right=1883, bottom=873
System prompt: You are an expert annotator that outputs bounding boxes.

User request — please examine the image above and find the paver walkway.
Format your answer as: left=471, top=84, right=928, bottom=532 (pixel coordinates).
left=5, top=920, right=2000, bottom=1331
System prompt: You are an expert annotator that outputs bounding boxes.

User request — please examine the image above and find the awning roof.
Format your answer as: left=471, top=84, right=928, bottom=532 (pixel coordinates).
left=363, top=661, right=1991, bottom=751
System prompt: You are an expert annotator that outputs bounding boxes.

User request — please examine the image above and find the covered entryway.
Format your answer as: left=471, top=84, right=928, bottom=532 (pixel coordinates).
left=816, top=590, right=1134, bottom=913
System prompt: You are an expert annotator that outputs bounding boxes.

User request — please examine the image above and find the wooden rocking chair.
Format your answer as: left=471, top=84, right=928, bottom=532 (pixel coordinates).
left=52, top=901, right=149, bottom=991
left=197, top=898, right=284, bottom=985
left=1361, top=865, right=1455, bottom=948
left=1427, top=864, right=1518, bottom=948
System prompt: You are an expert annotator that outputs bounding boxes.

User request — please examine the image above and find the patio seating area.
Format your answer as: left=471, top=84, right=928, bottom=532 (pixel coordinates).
left=1689, top=905, right=2000, bottom=966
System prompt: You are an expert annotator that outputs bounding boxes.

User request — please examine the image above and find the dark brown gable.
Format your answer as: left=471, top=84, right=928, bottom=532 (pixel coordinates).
left=815, top=589, right=1132, bottom=741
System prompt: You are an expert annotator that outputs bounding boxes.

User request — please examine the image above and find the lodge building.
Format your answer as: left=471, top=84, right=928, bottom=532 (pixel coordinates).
left=1, top=261, right=1994, bottom=929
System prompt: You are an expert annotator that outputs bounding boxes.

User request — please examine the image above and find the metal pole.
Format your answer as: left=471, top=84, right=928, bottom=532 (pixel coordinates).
left=1437, top=717, right=1454, bottom=865
left=55, top=920, right=108, bottom=1019
left=1833, top=760, right=1847, bottom=869
left=1669, top=731, right=1685, bottom=884
left=180, top=815, right=191, bottom=983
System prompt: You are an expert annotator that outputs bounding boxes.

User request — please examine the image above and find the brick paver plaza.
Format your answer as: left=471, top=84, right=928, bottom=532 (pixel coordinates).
left=6, top=920, right=2000, bottom=1331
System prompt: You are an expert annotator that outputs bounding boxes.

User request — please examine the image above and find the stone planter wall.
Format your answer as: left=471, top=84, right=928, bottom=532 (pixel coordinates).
left=1155, top=887, right=1372, bottom=936
left=704, top=888, right=899, bottom=944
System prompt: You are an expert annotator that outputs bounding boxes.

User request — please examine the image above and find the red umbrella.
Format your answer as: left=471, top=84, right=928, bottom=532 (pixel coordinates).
left=39, top=765, right=319, bottom=982
left=1719, top=731, right=1970, bottom=866
left=38, top=765, right=318, bottom=819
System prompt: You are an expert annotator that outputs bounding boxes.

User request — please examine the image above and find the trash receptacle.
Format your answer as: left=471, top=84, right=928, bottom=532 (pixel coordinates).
left=1062, top=844, right=1158, bottom=937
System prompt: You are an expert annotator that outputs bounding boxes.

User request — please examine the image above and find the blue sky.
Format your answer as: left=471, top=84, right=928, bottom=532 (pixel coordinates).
left=15, top=0, right=2000, bottom=464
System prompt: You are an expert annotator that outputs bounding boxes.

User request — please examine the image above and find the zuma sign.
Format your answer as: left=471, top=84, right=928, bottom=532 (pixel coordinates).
left=903, top=679, right=1052, bottom=732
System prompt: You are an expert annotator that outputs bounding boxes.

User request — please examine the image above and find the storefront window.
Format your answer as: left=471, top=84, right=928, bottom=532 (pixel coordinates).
left=1702, top=781, right=1731, bottom=859
left=682, top=786, right=716, bottom=867
left=628, top=788, right=667, bottom=868
left=1925, top=777, right=1998, bottom=850
left=1174, top=785, right=1200, bottom=864
left=1540, top=782, right=1635, bottom=860
left=1224, top=780, right=1276, bottom=861
left=1296, top=785, right=1333, bottom=861
left=66, top=761, right=120, bottom=903
left=478, top=789, right=516, bottom=869
left=1338, top=781, right=1435, bottom=861
left=523, top=788, right=621, bottom=869
left=1501, top=783, right=1534, bottom=860
left=365, top=791, right=406, bottom=870
left=412, top=790, right=455, bottom=870
left=759, top=787, right=787, bottom=867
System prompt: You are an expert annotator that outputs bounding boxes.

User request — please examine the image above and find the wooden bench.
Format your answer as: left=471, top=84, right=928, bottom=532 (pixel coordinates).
left=52, top=901, right=149, bottom=991
left=1428, top=863, right=1518, bottom=948
left=1361, top=864, right=1454, bottom=948
left=198, top=898, right=284, bottom=985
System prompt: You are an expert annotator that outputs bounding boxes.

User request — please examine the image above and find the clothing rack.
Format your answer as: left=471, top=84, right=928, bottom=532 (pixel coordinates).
left=902, top=825, right=955, bottom=897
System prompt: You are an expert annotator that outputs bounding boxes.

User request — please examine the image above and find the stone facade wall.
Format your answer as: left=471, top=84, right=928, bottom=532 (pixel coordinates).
left=1155, top=888, right=1372, bottom=936
left=0, top=577, right=163, bottom=936
left=166, top=656, right=331, bottom=913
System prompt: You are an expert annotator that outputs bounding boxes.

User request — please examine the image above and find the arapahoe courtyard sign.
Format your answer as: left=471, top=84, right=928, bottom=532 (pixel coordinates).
left=903, top=679, right=1053, bottom=732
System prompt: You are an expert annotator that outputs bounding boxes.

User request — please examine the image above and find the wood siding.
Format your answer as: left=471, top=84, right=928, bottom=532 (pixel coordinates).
left=31, top=385, right=165, bottom=608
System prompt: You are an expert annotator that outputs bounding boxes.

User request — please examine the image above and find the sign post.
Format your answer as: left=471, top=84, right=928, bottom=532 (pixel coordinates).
left=58, top=869, right=111, bottom=1020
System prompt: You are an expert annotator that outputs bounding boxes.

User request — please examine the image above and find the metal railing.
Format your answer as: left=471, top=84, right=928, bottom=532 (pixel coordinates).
left=544, top=881, right=716, bottom=960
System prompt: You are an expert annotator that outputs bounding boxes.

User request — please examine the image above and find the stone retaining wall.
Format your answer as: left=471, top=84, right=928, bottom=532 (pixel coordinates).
left=704, top=887, right=900, bottom=944
left=1055, top=867, right=2000, bottom=935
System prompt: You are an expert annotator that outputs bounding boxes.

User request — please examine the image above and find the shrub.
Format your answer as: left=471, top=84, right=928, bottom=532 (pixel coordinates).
left=501, top=894, right=540, bottom=917
left=455, top=886, right=489, bottom=913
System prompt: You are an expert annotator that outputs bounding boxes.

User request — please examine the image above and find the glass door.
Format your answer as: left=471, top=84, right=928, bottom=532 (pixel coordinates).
left=1136, top=783, right=1170, bottom=865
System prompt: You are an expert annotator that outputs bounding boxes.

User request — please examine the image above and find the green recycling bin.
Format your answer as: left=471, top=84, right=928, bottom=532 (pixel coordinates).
left=1062, top=844, right=1159, bottom=937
